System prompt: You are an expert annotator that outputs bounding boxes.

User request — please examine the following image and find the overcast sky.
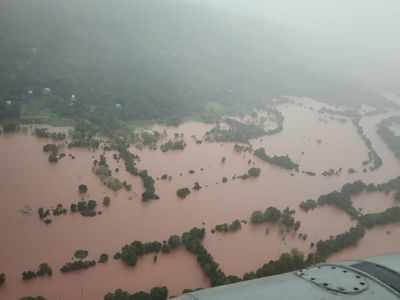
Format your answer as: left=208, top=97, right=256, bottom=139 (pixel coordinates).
left=194, top=0, right=400, bottom=90
left=201, top=0, right=400, bottom=41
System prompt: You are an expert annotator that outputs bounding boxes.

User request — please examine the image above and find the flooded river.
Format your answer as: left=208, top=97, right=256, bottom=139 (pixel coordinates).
left=0, top=98, right=399, bottom=299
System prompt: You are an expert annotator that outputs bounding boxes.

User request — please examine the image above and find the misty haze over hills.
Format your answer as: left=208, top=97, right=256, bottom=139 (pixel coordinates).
left=0, top=0, right=399, bottom=120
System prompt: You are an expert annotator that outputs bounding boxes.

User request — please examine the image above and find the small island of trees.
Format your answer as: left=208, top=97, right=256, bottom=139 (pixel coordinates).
left=71, top=199, right=98, bottom=217
left=38, top=204, right=68, bottom=224
left=299, top=199, right=318, bottom=212
left=233, top=144, right=252, bottom=153
left=177, top=188, right=191, bottom=199
left=74, top=249, right=89, bottom=260
left=22, top=263, right=52, bottom=281
left=237, top=167, right=261, bottom=180
left=193, top=182, right=202, bottom=191
left=103, top=196, right=111, bottom=207
left=78, top=184, right=88, bottom=194
left=139, top=170, right=159, bottom=201
left=43, top=143, right=60, bottom=163
left=254, top=148, right=299, bottom=171
left=98, top=254, right=109, bottom=264
left=205, top=118, right=266, bottom=144
left=214, top=220, right=242, bottom=233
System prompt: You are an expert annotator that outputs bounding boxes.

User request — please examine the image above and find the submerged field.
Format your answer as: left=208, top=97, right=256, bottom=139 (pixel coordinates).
left=1, top=97, right=400, bottom=299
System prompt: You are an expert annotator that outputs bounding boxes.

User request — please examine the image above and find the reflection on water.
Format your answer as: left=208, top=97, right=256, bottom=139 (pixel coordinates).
left=1, top=99, right=400, bottom=299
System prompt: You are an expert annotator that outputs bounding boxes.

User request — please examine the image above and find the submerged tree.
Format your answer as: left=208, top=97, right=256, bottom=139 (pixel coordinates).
left=248, top=167, right=261, bottom=177
left=78, top=184, right=88, bottom=194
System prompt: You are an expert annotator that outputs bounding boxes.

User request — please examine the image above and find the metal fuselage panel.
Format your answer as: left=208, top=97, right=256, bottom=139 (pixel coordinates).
left=175, top=254, right=400, bottom=300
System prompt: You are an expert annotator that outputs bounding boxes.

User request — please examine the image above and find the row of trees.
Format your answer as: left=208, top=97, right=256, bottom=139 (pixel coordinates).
left=301, top=178, right=400, bottom=218
left=321, top=168, right=341, bottom=177
left=160, top=139, right=186, bottom=152
left=250, top=207, right=300, bottom=233
left=34, top=128, right=66, bottom=141
left=20, top=297, right=47, bottom=300
left=352, top=117, right=382, bottom=171
left=2, top=121, right=20, bottom=133
left=139, top=170, right=159, bottom=201
left=317, top=191, right=358, bottom=218
left=243, top=249, right=311, bottom=280
left=181, top=227, right=240, bottom=287
left=115, top=142, right=159, bottom=201
left=116, top=234, right=183, bottom=267
left=315, top=225, right=365, bottom=260
left=233, top=144, right=252, bottom=153
left=302, top=171, right=316, bottom=176
left=377, top=116, right=400, bottom=160
left=301, top=180, right=369, bottom=218
left=60, top=259, right=96, bottom=273
left=299, top=177, right=400, bottom=260
left=114, top=227, right=234, bottom=288
left=104, top=287, right=168, bottom=300
left=254, top=148, right=299, bottom=171
left=360, top=207, right=400, bottom=229
left=117, top=241, right=163, bottom=267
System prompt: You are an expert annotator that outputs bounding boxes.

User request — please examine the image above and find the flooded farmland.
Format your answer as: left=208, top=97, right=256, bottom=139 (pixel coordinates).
left=1, top=98, right=400, bottom=299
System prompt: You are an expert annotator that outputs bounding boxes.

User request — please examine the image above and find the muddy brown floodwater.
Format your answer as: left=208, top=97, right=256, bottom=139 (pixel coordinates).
left=0, top=98, right=400, bottom=299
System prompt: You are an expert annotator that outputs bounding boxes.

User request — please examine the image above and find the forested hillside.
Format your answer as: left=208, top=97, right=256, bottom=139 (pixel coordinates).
left=0, top=0, right=390, bottom=124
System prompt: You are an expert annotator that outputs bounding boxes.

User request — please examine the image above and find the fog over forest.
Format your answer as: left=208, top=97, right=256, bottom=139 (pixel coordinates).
left=1, top=0, right=399, bottom=120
